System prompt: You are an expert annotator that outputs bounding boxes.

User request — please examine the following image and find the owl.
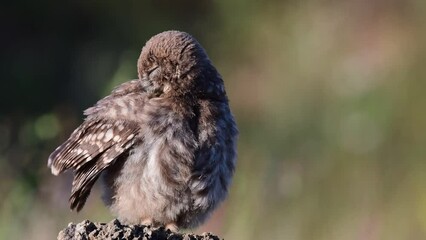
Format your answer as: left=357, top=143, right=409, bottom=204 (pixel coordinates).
left=48, top=31, right=238, bottom=231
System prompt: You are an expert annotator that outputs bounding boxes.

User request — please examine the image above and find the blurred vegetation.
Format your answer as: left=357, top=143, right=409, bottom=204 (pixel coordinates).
left=1, top=0, right=426, bottom=239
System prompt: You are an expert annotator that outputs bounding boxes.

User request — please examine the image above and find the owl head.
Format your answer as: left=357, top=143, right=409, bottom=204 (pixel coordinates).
left=137, top=31, right=225, bottom=99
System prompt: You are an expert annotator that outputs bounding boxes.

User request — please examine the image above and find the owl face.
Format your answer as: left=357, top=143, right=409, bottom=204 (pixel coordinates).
left=137, top=31, right=207, bottom=98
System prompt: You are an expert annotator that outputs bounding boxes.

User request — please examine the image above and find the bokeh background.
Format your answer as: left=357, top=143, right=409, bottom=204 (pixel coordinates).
left=1, top=1, right=426, bottom=239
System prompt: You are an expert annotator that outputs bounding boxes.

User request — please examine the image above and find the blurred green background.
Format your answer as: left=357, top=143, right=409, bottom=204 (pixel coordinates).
left=1, top=1, right=426, bottom=239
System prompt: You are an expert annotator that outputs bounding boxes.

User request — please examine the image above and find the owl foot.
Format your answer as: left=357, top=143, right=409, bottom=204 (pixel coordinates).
left=141, top=218, right=153, bottom=227
left=165, top=223, right=179, bottom=232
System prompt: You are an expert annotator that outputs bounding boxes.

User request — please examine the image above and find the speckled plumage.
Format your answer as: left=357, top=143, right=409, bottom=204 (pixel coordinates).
left=48, top=31, right=238, bottom=229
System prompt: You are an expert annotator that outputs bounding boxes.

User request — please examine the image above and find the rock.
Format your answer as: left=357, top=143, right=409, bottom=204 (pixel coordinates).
left=57, top=219, right=221, bottom=240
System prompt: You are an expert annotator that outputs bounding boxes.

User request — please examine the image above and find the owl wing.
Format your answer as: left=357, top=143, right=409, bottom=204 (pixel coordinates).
left=48, top=80, right=145, bottom=211
left=48, top=119, right=140, bottom=211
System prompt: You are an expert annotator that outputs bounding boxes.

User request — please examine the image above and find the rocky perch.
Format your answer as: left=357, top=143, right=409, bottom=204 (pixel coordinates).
left=57, top=219, right=221, bottom=240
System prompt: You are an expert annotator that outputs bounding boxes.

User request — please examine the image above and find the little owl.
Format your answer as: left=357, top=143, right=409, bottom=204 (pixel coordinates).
left=48, top=30, right=238, bottom=231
